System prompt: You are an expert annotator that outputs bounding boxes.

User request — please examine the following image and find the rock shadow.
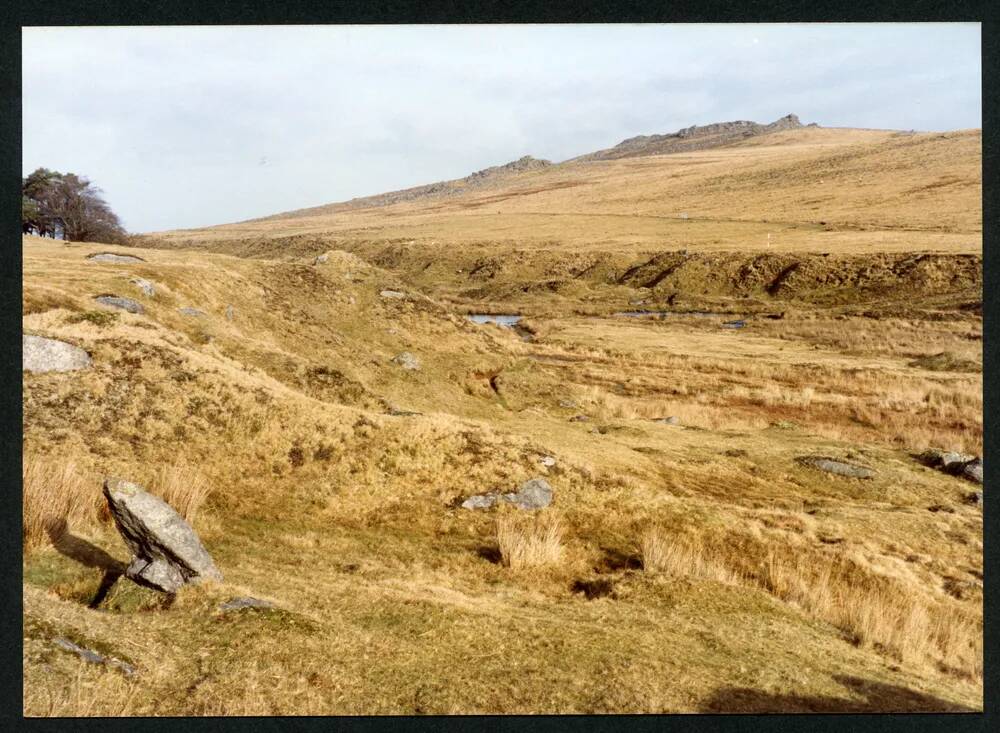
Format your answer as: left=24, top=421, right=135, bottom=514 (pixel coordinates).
left=47, top=521, right=126, bottom=608
left=699, top=675, right=978, bottom=713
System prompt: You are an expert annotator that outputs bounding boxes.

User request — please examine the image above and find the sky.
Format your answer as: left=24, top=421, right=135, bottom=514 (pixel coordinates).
left=23, top=24, right=981, bottom=233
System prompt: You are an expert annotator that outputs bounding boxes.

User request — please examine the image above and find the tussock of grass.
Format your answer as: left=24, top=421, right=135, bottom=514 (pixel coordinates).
left=641, top=527, right=982, bottom=680
left=142, top=462, right=213, bottom=523
left=23, top=457, right=101, bottom=551
left=496, top=512, right=564, bottom=569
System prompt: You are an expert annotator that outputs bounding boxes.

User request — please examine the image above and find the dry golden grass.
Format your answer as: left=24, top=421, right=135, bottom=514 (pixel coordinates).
left=23, top=457, right=101, bottom=551
left=496, top=512, right=564, bottom=569
left=141, top=462, right=213, bottom=523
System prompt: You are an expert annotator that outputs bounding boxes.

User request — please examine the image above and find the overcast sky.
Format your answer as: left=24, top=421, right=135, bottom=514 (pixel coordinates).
left=23, top=24, right=981, bottom=233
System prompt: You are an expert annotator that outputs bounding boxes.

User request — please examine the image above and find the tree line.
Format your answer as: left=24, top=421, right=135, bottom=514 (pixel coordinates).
left=22, top=168, right=128, bottom=243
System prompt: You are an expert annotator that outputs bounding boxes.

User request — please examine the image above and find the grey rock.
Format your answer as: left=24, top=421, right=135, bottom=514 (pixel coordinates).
left=920, top=449, right=974, bottom=469
left=219, top=597, right=275, bottom=612
left=961, top=458, right=983, bottom=484
left=558, top=399, right=578, bottom=409
left=461, top=494, right=500, bottom=510
left=504, top=478, right=553, bottom=509
left=53, top=637, right=136, bottom=677
left=130, top=278, right=155, bottom=297
left=392, top=351, right=420, bottom=371
left=225, top=305, right=235, bottom=321
left=540, top=455, right=557, bottom=467
left=314, top=254, right=329, bottom=265
left=22, top=335, right=91, bottom=373
left=653, top=416, right=680, bottom=425
left=87, top=252, right=145, bottom=264
left=722, top=319, right=746, bottom=329
left=95, top=295, right=144, bottom=314
left=103, top=477, right=222, bottom=593
left=796, top=456, right=875, bottom=479
left=380, top=289, right=407, bottom=300
left=178, top=307, right=206, bottom=317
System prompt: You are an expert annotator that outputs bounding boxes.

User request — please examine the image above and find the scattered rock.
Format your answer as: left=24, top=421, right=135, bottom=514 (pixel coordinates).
left=52, top=637, right=136, bottom=677
left=94, top=295, right=144, bottom=314
left=558, top=399, right=578, bottom=409
left=218, top=597, right=275, bottom=612
left=380, top=289, right=407, bottom=300
left=540, top=455, right=557, bottom=468
left=103, top=477, right=223, bottom=593
left=314, top=254, right=329, bottom=265
left=86, top=252, right=145, bottom=264
left=960, top=458, right=983, bottom=485
left=461, top=494, right=500, bottom=510
left=652, top=416, right=680, bottom=425
left=461, top=478, right=554, bottom=511
left=796, top=456, right=875, bottom=479
left=225, top=305, right=235, bottom=321
left=722, top=319, right=746, bottom=329
left=391, top=352, right=420, bottom=371
left=178, top=307, right=206, bottom=317
left=130, top=278, right=155, bottom=297
left=22, top=335, right=91, bottom=373
left=569, top=415, right=589, bottom=422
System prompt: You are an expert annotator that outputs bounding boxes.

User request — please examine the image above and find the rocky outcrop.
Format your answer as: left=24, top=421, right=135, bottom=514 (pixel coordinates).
left=573, top=114, right=806, bottom=162
left=23, top=335, right=91, bottom=373
left=87, top=252, right=145, bottom=264
left=103, top=478, right=222, bottom=593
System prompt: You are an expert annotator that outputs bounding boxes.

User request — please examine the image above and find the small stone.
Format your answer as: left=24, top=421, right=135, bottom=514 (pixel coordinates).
left=87, top=252, right=145, bottom=264
left=540, top=455, right=557, bottom=467
left=94, top=295, right=144, bottom=314
left=653, top=416, right=680, bottom=425
left=559, top=399, right=577, bottom=409
left=796, top=456, right=875, bottom=479
left=461, top=494, right=499, bottom=510
left=22, top=335, right=91, bottom=373
left=502, top=478, right=553, bottom=510
left=130, top=278, right=155, bottom=297
left=52, top=638, right=136, bottom=677
left=314, top=254, right=329, bottom=265
left=219, top=597, right=275, bottom=612
left=178, top=307, right=206, bottom=317
left=380, top=289, right=407, bottom=299
left=391, top=352, right=420, bottom=371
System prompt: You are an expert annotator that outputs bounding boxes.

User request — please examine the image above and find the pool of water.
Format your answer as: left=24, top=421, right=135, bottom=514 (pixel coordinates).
left=467, top=314, right=522, bottom=327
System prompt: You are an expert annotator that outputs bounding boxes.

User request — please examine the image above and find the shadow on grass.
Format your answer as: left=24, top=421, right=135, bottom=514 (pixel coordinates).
left=700, top=675, right=978, bottom=713
left=47, top=521, right=126, bottom=608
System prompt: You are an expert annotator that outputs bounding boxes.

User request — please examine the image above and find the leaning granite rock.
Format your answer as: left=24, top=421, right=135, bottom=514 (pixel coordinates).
left=53, top=637, right=137, bottom=677
left=219, top=597, right=275, bottom=613
left=87, top=252, right=145, bottom=264
left=103, top=477, right=222, bottom=593
left=796, top=456, right=875, bottom=479
left=178, top=306, right=206, bottom=317
left=380, top=289, right=407, bottom=300
left=392, top=351, right=420, bottom=371
left=23, top=335, right=91, bottom=373
left=130, top=278, right=155, bottom=297
left=95, top=295, right=144, bottom=314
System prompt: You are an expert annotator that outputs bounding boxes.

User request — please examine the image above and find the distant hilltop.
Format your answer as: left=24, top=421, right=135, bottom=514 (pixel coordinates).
left=571, top=114, right=815, bottom=162
left=248, top=115, right=816, bottom=221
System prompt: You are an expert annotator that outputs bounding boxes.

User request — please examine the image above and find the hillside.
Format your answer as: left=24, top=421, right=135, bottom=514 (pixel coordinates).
left=23, top=116, right=982, bottom=714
